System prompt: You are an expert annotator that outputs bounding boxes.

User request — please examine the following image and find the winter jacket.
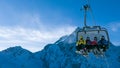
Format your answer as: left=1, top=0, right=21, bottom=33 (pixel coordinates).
left=86, top=40, right=91, bottom=45
left=76, top=40, right=86, bottom=45
left=91, top=40, right=98, bottom=45
left=98, top=39, right=108, bottom=45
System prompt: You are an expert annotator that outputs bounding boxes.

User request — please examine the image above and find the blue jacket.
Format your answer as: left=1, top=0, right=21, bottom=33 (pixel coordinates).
left=98, top=39, right=108, bottom=45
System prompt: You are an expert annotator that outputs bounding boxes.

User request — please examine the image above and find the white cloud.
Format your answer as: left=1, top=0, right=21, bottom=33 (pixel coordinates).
left=0, top=3, right=77, bottom=52
left=109, top=22, right=120, bottom=32
left=0, top=26, right=76, bottom=52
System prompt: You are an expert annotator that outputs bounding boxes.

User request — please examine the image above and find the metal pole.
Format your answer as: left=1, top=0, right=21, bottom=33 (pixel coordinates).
left=84, top=8, right=87, bottom=27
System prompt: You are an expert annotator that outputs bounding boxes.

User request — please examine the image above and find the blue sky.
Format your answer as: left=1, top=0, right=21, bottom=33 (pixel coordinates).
left=0, top=0, right=120, bottom=52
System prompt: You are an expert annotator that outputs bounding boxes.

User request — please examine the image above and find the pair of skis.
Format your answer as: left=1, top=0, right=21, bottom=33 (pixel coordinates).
left=76, top=48, right=105, bottom=57
left=76, top=50, right=88, bottom=57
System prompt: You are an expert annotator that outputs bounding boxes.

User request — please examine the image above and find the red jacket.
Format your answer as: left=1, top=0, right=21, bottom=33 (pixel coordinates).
left=91, top=40, right=97, bottom=45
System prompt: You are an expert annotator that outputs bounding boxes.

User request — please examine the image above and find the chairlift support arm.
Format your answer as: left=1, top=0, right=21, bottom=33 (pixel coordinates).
left=84, top=4, right=90, bottom=27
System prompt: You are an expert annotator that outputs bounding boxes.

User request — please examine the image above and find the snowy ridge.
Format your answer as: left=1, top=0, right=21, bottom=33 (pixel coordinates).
left=0, top=46, right=43, bottom=68
left=0, top=27, right=120, bottom=68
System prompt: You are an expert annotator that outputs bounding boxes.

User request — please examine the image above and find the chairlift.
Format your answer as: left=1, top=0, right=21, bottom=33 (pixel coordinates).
left=76, top=1, right=110, bottom=56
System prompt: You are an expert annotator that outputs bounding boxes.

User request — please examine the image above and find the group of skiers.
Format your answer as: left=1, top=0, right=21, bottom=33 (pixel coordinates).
left=76, top=35, right=109, bottom=54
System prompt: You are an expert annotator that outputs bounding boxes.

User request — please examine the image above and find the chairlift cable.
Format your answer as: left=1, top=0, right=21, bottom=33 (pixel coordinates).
left=89, top=7, right=97, bottom=26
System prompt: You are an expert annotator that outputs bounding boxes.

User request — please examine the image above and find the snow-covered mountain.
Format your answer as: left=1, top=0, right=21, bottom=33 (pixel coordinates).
left=0, top=46, right=43, bottom=68
left=0, top=27, right=120, bottom=68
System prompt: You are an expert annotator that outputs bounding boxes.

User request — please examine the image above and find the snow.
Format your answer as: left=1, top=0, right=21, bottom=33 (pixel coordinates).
left=0, top=27, right=120, bottom=68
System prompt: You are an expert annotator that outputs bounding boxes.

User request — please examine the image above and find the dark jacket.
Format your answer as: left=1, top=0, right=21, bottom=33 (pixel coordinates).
left=86, top=40, right=91, bottom=45
left=98, top=39, right=108, bottom=45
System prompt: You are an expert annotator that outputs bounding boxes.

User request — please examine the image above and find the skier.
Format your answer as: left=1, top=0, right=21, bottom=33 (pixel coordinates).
left=91, top=37, right=100, bottom=55
left=85, top=37, right=92, bottom=52
left=91, top=37, right=98, bottom=49
left=76, top=36, right=86, bottom=54
left=86, top=37, right=91, bottom=45
left=98, top=36, right=108, bottom=52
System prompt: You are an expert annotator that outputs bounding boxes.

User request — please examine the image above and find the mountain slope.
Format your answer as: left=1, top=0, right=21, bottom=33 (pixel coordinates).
left=0, top=46, right=43, bottom=68
left=0, top=27, right=120, bottom=68
left=34, top=27, right=120, bottom=68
